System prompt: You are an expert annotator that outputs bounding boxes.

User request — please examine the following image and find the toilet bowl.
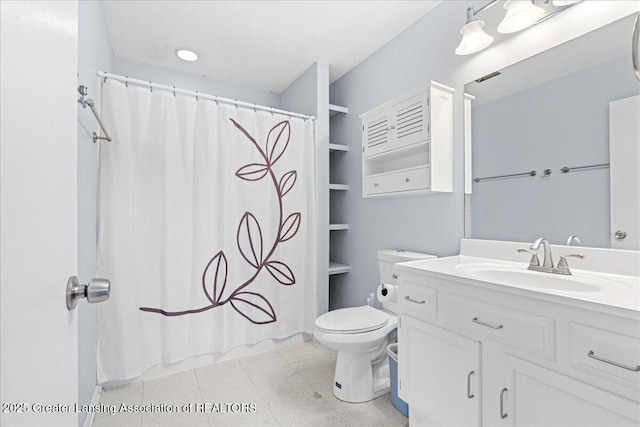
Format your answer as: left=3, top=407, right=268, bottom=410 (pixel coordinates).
left=314, top=249, right=436, bottom=403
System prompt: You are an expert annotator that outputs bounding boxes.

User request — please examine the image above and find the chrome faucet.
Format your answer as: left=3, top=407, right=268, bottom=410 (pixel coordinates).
left=518, top=237, right=585, bottom=275
left=531, top=237, right=554, bottom=269
left=566, top=235, right=583, bottom=246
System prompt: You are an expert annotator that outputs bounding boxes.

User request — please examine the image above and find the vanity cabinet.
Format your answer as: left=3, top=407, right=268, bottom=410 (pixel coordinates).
left=399, top=316, right=480, bottom=427
left=397, top=274, right=640, bottom=427
left=501, top=355, right=640, bottom=427
left=360, top=81, right=454, bottom=197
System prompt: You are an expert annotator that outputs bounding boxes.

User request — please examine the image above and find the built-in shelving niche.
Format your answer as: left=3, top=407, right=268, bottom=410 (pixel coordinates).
left=328, top=104, right=349, bottom=277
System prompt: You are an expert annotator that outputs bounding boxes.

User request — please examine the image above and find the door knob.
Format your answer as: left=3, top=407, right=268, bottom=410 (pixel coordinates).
left=66, top=276, right=110, bottom=310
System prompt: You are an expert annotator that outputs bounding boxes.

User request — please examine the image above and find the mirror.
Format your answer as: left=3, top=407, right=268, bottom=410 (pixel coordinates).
left=464, top=14, right=640, bottom=249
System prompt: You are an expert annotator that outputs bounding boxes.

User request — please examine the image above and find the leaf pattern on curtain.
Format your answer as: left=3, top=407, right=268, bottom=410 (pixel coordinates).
left=139, top=119, right=300, bottom=324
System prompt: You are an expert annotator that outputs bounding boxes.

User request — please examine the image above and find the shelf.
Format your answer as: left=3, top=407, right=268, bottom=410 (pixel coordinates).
left=364, top=165, right=429, bottom=181
left=329, top=261, right=351, bottom=275
left=329, top=223, right=349, bottom=230
left=364, top=141, right=429, bottom=162
left=329, top=143, right=349, bottom=153
left=329, top=104, right=349, bottom=118
left=329, top=183, right=349, bottom=191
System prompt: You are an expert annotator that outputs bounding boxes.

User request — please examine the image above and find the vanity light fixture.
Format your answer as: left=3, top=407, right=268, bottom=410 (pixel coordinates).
left=552, top=0, right=581, bottom=5
left=176, top=49, right=198, bottom=62
left=497, top=0, right=545, bottom=34
left=455, top=2, right=498, bottom=55
left=455, top=0, right=584, bottom=56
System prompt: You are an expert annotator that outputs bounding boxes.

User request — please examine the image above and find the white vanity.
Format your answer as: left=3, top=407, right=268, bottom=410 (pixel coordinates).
left=396, top=239, right=640, bottom=427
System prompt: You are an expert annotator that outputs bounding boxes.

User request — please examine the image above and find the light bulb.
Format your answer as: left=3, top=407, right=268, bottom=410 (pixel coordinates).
left=455, top=20, right=495, bottom=55
left=497, top=0, right=545, bottom=34
left=176, top=49, right=198, bottom=62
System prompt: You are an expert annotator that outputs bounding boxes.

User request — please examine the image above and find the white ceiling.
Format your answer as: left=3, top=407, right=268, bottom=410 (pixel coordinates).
left=101, top=1, right=441, bottom=94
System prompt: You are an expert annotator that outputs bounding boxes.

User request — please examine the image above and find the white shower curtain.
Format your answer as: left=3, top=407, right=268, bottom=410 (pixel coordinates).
left=96, top=79, right=317, bottom=383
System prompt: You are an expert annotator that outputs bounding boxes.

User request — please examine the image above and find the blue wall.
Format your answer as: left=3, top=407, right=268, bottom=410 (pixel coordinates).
left=471, top=56, right=639, bottom=248
left=327, top=2, right=473, bottom=309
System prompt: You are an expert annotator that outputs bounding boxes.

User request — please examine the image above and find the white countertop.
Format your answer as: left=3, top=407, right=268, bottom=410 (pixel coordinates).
left=395, top=255, right=640, bottom=313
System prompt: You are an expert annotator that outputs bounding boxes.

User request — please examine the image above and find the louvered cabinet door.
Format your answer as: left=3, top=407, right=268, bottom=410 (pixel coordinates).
left=391, top=92, right=429, bottom=151
left=363, top=110, right=392, bottom=157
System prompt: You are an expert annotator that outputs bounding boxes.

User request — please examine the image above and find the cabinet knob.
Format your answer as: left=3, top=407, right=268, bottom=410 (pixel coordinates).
left=614, top=230, right=627, bottom=240
left=405, top=178, right=410, bottom=183
left=374, top=183, right=379, bottom=187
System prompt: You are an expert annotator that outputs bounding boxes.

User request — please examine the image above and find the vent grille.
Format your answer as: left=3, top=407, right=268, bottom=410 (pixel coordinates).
left=396, top=101, right=424, bottom=139
left=367, top=117, right=388, bottom=148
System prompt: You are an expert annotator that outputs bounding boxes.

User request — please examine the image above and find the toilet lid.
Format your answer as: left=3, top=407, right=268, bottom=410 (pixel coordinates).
left=315, top=306, right=389, bottom=334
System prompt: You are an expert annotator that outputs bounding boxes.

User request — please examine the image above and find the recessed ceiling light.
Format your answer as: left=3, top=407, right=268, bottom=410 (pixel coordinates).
left=176, top=49, right=198, bottom=62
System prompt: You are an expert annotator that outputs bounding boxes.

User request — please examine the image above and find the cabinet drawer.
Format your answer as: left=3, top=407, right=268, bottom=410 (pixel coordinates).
left=443, top=294, right=555, bottom=360
left=569, top=323, right=640, bottom=400
left=398, top=280, right=437, bottom=321
left=364, top=166, right=429, bottom=196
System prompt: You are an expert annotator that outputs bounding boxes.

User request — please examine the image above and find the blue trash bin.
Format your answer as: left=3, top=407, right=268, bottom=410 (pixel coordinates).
left=387, top=343, right=409, bottom=416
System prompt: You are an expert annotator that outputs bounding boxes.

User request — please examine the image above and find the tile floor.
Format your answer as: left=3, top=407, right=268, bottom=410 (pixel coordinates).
left=93, top=341, right=408, bottom=427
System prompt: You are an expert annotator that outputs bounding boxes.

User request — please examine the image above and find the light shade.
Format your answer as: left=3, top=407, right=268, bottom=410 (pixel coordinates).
left=176, top=49, right=198, bottom=62
left=455, top=20, right=494, bottom=56
left=497, top=0, right=545, bottom=34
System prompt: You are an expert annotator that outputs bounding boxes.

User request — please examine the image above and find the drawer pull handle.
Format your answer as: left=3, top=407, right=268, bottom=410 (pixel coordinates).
left=587, top=351, right=640, bottom=372
left=500, top=388, right=508, bottom=419
left=404, top=296, right=425, bottom=304
left=472, top=317, right=503, bottom=329
left=467, top=371, right=475, bottom=399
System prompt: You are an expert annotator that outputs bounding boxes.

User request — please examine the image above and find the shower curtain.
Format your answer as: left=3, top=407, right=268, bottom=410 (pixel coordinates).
left=96, top=79, right=317, bottom=383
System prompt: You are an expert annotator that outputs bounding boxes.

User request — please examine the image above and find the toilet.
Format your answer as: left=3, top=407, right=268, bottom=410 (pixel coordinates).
left=314, top=249, right=437, bottom=403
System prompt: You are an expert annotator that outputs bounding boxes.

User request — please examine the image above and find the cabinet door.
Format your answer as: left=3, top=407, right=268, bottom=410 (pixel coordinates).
left=500, top=357, right=640, bottom=427
left=362, top=109, right=392, bottom=157
left=391, top=91, right=429, bottom=150
left=399, top=316, right=481, bottom=427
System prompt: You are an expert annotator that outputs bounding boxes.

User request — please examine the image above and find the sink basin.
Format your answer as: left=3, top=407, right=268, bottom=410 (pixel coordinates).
left=454, top=263, right=622, bottom=293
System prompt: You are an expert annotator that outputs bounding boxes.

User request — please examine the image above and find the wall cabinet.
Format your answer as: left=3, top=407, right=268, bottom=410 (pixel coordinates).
left=360, top=81, right=454, bottom=197
left=397, top=274, right=640, bottom=427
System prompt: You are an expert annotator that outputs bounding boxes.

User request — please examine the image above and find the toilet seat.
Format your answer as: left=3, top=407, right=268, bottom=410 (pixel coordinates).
left=315, top=306, right=389, bottom=334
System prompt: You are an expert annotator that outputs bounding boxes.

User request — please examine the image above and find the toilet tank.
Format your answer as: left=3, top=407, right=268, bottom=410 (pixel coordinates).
left=377, top=249, right=437, bottom=285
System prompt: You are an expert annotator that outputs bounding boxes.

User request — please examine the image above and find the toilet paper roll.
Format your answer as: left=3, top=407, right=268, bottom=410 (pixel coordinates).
left=377, top=283, right=398, bottom=303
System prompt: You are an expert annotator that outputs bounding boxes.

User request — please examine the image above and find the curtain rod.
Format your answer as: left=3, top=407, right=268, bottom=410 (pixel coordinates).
left=97, top=71, right=315, bottom=121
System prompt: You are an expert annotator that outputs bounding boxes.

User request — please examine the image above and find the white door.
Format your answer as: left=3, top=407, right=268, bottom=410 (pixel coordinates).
left=610, top=95, right=640, bottom=250
left=363, top=109, right=392, bottom=157
left=1, top=2, right=79, bottom=426
left=503, top=357, right=639, bottom=427
left=392, top=91, right=429, bottom=151
left=399, top=317, right=481, bottom=427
